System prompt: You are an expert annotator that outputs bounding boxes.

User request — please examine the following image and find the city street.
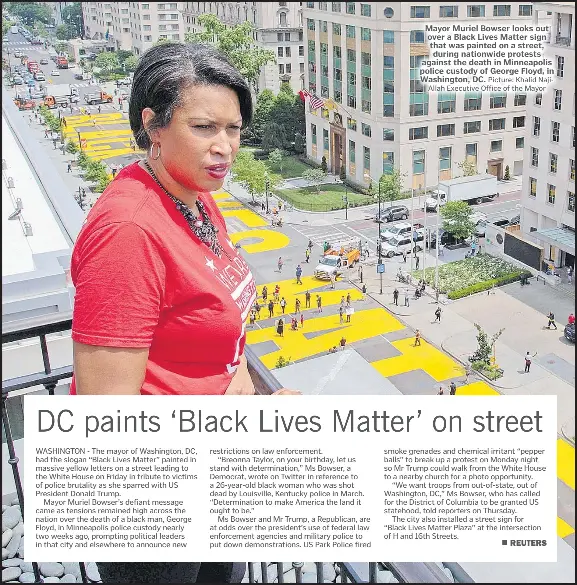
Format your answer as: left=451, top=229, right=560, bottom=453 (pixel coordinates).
left=4, top=33, right=574, bottom=548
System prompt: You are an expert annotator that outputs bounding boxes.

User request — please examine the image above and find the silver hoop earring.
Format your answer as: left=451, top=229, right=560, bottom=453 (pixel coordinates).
left=149, top=142, right=161, bottom=160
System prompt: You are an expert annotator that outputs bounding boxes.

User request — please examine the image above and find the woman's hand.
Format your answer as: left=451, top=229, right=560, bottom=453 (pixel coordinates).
left=272, top=388, right=301, bottom=395
left=224, top=355, right=255, bottom=395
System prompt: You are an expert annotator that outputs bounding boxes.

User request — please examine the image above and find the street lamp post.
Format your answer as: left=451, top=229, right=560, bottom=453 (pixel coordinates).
left=434, top=183, right=440, bottom=300
left=377, top=179, right=383, bottom=294
left=77, top=130, right=82, bottom=150
left=265, top=177, right=270, bottom=214
left=343, top=186, right=348, bottom=220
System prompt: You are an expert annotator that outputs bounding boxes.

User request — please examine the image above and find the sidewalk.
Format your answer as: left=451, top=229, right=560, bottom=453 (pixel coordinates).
left=225, top=175, right=523, bottom=227
left=348, top=262, right=575, bottom=436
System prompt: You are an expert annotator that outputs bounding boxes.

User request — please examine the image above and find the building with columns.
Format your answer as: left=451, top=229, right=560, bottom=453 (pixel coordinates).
left=520, top=1, right=575, bottom=270
left=303, top=2, right=536, bottom=192
left=182, top=2, right=306, bottom=94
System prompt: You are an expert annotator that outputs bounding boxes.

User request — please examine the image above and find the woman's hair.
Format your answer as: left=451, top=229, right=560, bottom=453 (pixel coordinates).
left=129, top=42, right=253, bottom=150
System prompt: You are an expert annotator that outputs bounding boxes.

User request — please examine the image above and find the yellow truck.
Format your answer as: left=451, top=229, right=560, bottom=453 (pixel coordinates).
left=314, top=244, right=360, bottom=280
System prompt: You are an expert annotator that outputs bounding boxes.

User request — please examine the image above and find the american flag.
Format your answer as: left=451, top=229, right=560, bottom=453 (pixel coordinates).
left=298, top=89, right=324, bottom=110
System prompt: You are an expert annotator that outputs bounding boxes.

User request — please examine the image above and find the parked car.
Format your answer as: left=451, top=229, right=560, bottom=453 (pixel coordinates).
left=116, top=77, right=131, bottom=86
left=74, top=72, right=86, bottom=80
left=34, top=72, right=45, bottom=81
left=29, top=90, right=46, bottom=99
left=375, top=205, right=410, bottom=223
left=564, top=322, right=575, bottom=343
left=40, top=58, right=49, bottom=65
left=50, top=69, right=60, bottom=76
left=14, top=51, right=23, bottom=58
left=12, top=77, right=24, bottom=85
left=381, top=236, right=422, bottom=258
left=381, top=222, right=424, bottom=242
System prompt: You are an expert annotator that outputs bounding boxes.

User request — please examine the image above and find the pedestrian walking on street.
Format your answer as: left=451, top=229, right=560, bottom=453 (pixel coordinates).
left=404, top=290, right=410, bottom=307
left=305, top=290, right=311, bottom=308
left=295, top=298, right=301, bottom=314
left=249, top=309, right=256, bottom=327
left=277, top=257, right=283, bottom=272
left=449, top=381, right=457, bottom=395
left=414, top=329, right=422, bottom=346
left=81, top=188, right=86, bottom=199
left=44, top=128, right=49, bottom=138
left=268, top=300, right=274, bottom=318
left=316, top=295, right=322, bottom=312
left=98, top=105, right=101, bottom=114
left=280, top=297, right=287, bottom=314
left=546, top=311, right=557, bottom=329
left=300, top=314, right=304, bottom=328
left=262, top=285, right=268, bottom=302
left=402, top=249, right=407, bottom=263
left=524, top=351, right=537, bottom=373
left=567, top=265, right=573, bottom=284
left=277, top=318, right=284, bottom=337
left=62, top=118, right=67, bottom=128
left=339, top=306, right=344, bottom=324
left=340, top=336, right=347, bottom=350
left=296, top=264, right=303, bottom=285
left=254, top=301, right=261, bottom=319
left=434, top=306, right=442, bottom=323
left=305, top=248, right=310, bottom=263
left=67, top=162, right=72, bottom=173
left=415, top=254, right=420, bottom=270
left=274, top=284, right=280, bottom=302
left=345, top=306, right=353, bottom=323
left=346, top=293, right=351, bottom=306
left=437, top=386, right=444, bottom=395
left=393, top=288, right=399, bottom=305
left=330, top=273, right=336, bottom=289
left=358, top=264, right=363, bottom=282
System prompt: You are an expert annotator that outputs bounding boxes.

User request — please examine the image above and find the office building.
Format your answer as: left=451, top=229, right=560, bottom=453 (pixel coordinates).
left=302, top=2, right=536, bottom=191
left=520, top=1, right=575, bottom=269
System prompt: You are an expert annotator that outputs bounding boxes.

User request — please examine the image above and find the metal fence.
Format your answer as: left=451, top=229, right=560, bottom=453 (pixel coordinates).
left=2, top=319, right=474, bottom=584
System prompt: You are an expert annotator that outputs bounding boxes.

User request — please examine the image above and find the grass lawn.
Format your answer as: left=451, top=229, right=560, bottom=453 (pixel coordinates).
left=275, top=183, right=374, bottom=211
left=264, top=156, right=311, bottom=179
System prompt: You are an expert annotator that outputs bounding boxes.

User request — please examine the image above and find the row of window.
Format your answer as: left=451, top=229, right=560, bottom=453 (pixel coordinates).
left=409, top=4, right=532, bottom=18
left=279, top=63, right=306, bottom=74
left=277, top=32, right=304, bottom=42
left=307, top=2, right=372, bottom=15
left=278, top=46, right=305, bottom=57
left=529, top=178, right=575, bottom=211
left=531, top=121, right=575, bottom=146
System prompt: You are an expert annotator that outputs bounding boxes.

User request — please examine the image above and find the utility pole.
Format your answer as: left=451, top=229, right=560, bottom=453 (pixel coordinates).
left=378, top=178, right=383, bottom=294
left=434, top=184, right=440, bottom=298
left=421, top=184, right=427, bottom=281
left=343, top=187, right=348, bottom=220
left=410, top=187, right=415, bottom=279
left=265, top=176, right=270, bottom=214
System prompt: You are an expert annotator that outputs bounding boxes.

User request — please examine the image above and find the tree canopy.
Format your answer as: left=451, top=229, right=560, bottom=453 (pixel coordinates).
left=440, top=201, right=476, bottom=241
left=56, top=23, right=77, bottom=40
left=232, top=150, right=282, bottom=203
left=6, top=2, right=51, bottom=27
left=61, top=3, right=83, bottom=38
left=94, top=52, right=120, bottom=73
left=379, top=168, right=406, bottom=206
left=185, top=14, right=275, bottom=90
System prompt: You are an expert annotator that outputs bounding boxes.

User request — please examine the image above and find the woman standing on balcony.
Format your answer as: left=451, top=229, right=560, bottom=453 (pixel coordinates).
left=70, top=42, right=297, bottom=584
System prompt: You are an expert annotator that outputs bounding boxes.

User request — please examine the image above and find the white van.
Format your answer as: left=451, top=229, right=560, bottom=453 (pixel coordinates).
left=381, top=236, right=422, bottom=258
left=381, top=222, right=424, bottom=242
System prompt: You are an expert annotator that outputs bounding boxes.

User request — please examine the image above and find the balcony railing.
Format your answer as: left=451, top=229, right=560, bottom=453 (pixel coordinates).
left=2, top=319, right=474, bottom=583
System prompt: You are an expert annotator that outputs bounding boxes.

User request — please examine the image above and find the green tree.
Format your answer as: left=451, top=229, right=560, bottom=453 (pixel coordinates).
left=232, top=151, right=281, bottom=203
left=457, top=159, right=477, bottom=176
left=268, top=87, right=298, bottom=147
left=302, top=168, right=327, bottom=195
left=186, top=14, right=275, bottom=91
left=6, top=3, right=51, bottom=26
left=123, top=54, right=139, bottom=73
left=95, top=51, right=120, bottom=73
left=249, top=89, right=275, bottom=143
left=54, top=41, right=68, bottom=54
left=152, top=37, right=172, bottom=46
left=33, top=20, right=48, bottom=39
left=294, top=132, right=305, bottom=155
left=56, top=23, right=76, bottom=40
left=321, top=156, right=328, bottom=173
left=440, top=201, right=476, bottom=241
left=504, top=165, right=511, bottom=180
left=66, top=140, right=79, bottom=154
left=339, top=164, right=346, bottom=181
left=470, top=324, right=505, bottom=367
left=2, top=17, right=10, bottom=38
left=262, top=121, right=291, bottom=152
left=379, top=168, right=406, bottom=207
left=268, top=149, right=287, bottom=175
left=61, top=3, right=83, bottom=38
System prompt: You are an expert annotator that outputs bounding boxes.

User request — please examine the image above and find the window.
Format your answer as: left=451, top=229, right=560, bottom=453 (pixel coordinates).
left=516, top=137, right=524, bottom=149
left=361, top=27, right=371, bottom=41
left=556, top=55, right=564, bottom=77
left=347, top=118, right=357, bottom=131
left=467, top=5, right=485, bottom=17
left=383, top=55, right=395, bottom=117
left=568, top=192, right=576, bottom=212
left=285, top=32, right=291, bottom=41
left=464, top=93, right=482, bottom=111
left=332, top=2, right=341, bottom=12
left=383, top=152, right=394, bottom=174
left=573, top=127, right=576, bottom=148
left=531, top=147, right=539, bottom=167
left=437, top=123, right=455, bottom=137
left=466, top=143, right=477, bottom=163
left=411, top=6, right=430, bottom=18
left=285, top=46, right=291, bottom=57
left=529, top=177, right=537, bottom=197
left=493, top=5, right=511, bottom=16
left=346, top=25, right=355, bottom=38
left=277, top=32, right=283, bottom=41
left=144, top=35, right=152, bottom=41
left=363, top=146, right=370, bottom=170
left=552, top=121, right=560, bottom=143
left=550, top=153, right=558, bottom=174
left=334, top=45, right=341, bottom=58
left=299, top=45, right=304, bottom=56
left=464, top=121, right=481, bottom=134
left=547, top=184, right=556, bottom=204
left=361, top=3, right=371, bottom=16
left=143, top=24, right=151, bottom=30
left=513, top=116, right=525, bottom=128
left=409, top=126, right=429, bottom=140
left=311, top=123, right=317, bottom=144
left=334, top=68, right=342, bottom=81
left=514, top=93, right=526, bottom=106
left=361, top=52, right=371, bottom=66
left=437, top=93, right=456, bottom=114
left=348, top=72, right=356, bottom=85
left=286, top=63, right=292, bottom=73
left=323, top=129, right=329, bottom=150
left=347, top=48, right=355, bottom=61
left=490, top=93, right=506, bottom=108
left=570, top=159, right=575, bottom=182
left=321, top=20, right=328, bottom=33
left=383, top=30, right=394, bottom=43
left=361, top=123, right=371, bottom=137
left=346, top=1, right=355, bottom=14
left=535, top=92, right=542, bottom=106
left=490, top=140, right=502, bottom=152
left=383, top=129, right=394, bottom=141
left=300, top=63, right=305, bottom=73
left=307, top=18, right=315, bottom=30
left=518, top=5, right=532, bottom=16
left=362, top=99, right=371, bottom=115
left=299, top=31, right=303, bottom=41
left=554, top=89, right=562, bottom=111
left=278, top=47, right=283, bottom=57
left=333, top=23, right=341, bottom=35
left=439, top=5, right=458, bottom=17
left=306, top=2, right=315, bottom=7
left=439, top=147, right=452, bottom=170
left=362, top=76, right=371, bottom=89
left=143, top=14, right=150, bottom=19
left=410, top=30, right=425, bottom=43
left=489, top=118, right=506, bottom=131
left=279, top=64, right=285, bottom=74
left=319, top=1, right=328, bottom=9
left=533, top=116, right=540, bottom=137
left=413, top=150, right=425, bottom=174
